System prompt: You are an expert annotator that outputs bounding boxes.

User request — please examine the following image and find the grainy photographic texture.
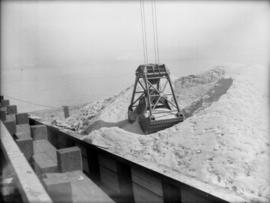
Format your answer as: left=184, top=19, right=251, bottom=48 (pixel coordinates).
left=1, top=1, right=269, bottom=202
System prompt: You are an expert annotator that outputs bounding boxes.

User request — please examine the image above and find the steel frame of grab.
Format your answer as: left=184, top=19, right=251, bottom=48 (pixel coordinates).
left=129, top=71, right=180, bottom=119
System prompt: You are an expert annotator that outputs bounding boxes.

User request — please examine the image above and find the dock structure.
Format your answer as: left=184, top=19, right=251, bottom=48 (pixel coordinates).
left=0, top=96, right=246, bottom=203
left=1, top=121, right=53, bottom=203
left=0, top=96, right=114, bottom=203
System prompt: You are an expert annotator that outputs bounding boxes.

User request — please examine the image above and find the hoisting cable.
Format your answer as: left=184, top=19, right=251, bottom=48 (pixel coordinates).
left=151, top=0, right=157, bottom=64
left=153, top=0, right=160, bottom=64
left=140, top=0, right=148, bottom=64
left=139, top=0, right=159, bottom=64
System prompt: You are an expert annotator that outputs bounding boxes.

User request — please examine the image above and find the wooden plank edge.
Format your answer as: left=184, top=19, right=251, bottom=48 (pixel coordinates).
left=1, top=121, right=53, bottom=203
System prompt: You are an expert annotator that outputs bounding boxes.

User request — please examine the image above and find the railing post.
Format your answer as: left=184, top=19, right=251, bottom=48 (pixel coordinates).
left=62, top=106, right=70, bottom=118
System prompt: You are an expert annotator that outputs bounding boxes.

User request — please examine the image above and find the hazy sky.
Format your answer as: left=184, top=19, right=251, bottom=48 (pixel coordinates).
left=2, top=1, right=269, bottom=69
left=1, top=1, right=269, bottom=112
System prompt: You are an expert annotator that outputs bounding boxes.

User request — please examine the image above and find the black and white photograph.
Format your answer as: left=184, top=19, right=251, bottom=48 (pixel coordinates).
left=0, top=0, right=269, bottom=202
